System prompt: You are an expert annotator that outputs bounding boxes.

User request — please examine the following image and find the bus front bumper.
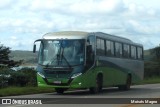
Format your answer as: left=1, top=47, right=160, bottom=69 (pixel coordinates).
left=37, top=74, right=86, bottom=89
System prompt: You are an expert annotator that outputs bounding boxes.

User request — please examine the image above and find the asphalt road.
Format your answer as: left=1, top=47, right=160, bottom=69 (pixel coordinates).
left=1, top=84, right=160, bottom=107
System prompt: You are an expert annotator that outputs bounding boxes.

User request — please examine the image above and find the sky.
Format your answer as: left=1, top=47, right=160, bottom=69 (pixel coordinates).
left=0, top=0, right=160, bottom=50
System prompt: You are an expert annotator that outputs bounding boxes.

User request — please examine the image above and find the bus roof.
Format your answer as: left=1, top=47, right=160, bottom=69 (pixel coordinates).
left=94, top=32, right=142, bottom=47
left=43, top=31, right=89, bottom=39
left=42, top=31, right=143, bottom=47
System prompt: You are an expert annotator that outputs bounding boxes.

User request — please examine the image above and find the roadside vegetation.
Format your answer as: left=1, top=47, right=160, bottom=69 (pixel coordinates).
left=142, top=45, right=160, bottom=84
left=140, top=76, right=160, bottom=84
left=0, top=87, right=54, bottom=97
left=138, top=63, right=160, bottom=85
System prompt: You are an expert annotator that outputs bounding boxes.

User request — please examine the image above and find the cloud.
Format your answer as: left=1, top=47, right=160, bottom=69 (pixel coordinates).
left=0, top=0, right=13, bottom=9
left=0, top=0, right=160, bottom=50
left=125, top=19, right=160, bottom=35
left=123, top=2, right=157, bottom=19
left=28, top=0, right=125, bottom=15
left=69, top=0, right=124, bottom=14
left=30, top=0, right=57, bottom=10
left=1, top=34, right=36, bottom=50
left=0, top=0, right=126, bottom=33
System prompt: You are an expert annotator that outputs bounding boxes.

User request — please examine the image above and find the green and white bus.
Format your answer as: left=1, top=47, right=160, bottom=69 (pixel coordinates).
left=33, top=31, right=144, bottom=94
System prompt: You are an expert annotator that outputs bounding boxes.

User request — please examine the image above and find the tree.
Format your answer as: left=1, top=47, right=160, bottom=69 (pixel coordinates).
left=0, top=43, right=22, bottom=67
left=150, top=45, right=160, bottom=61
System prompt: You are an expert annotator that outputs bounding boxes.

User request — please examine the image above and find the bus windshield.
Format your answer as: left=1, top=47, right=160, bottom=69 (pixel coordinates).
left=38, top=39, right=85, bottom=67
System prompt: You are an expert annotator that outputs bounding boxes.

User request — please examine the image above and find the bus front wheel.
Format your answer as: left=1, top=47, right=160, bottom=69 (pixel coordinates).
left=55, top=88, right=65, bottom=94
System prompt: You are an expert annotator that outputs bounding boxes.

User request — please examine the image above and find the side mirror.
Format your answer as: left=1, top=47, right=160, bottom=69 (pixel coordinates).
left=86, top=45, right=94, bottom=67
left=33, top=44, right=36, bottom=53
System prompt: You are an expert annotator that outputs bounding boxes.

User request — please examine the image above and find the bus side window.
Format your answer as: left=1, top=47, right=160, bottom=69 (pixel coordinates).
left=106, top=40, right=114, bottom=57
left=97, top=38, right=101, bottom=55
left=123, top=44, right=130, bottom=58
left=137, top=47, right=143, bottom=60
left=96, top=38, right=105, bottom=56
left=131, top=46, right=137, bottom=59
left=115, top=42, right=122, bottom=57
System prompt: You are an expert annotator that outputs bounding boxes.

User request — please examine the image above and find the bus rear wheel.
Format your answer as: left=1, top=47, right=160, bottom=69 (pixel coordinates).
left=89, top=74, right=103, bottom=94
left=55, top=88, right=65, bottom=94
left=118, top=75, right=131, bottom=90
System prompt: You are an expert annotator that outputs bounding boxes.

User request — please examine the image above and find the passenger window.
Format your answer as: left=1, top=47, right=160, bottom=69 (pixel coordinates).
left=131, top=46, right=137, bottom=59
left=137, top=47, right=143, bottom=60
left=96, top=38, right=105, bottom=56
left=123, top=44, right=130, bottom=58
left=106, top=40, right=114, bottom=56
left=115, top=42, right=122, bottom=57
left=97, top=39, right=101, bottom=49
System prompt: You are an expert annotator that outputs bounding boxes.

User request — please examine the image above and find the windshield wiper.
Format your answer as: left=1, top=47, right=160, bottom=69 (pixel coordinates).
left=45, top=56, right=57, bottom=67
left=61, top=47, right=72, bottom=68
left=45, top=42, right=61, bottom=67
left=45, top=40, right=72, bottom=68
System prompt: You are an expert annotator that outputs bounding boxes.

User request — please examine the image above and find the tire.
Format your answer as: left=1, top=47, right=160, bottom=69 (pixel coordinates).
left=89, top=74, right=103, bottom=94
left=125, top=75, right=131, bottom=90
left=55, top=88, right=65, bottom=94
left=118, top=75, right=131, bottom=90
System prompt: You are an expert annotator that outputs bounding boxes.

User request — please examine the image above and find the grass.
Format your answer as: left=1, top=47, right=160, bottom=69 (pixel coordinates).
left=0, top=76, right=160, bottom=97
left=140, top=76, right=160, bottom=84
left=0, top=86, right=54, bottom=97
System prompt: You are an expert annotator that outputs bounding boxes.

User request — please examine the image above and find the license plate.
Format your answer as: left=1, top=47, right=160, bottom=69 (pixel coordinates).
left=54, top=81, right=61, bottom=84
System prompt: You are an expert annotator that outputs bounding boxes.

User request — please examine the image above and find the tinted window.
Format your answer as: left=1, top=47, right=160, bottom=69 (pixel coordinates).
left=97, top=38, right=105, bottom=55
left=115, top=42, right=122, bottom=57
left=137, top=47, right=143, bottom=60
left=131, top=46, right=137, bottom=59
left=123, top=44, right=130, bottom=58
left=88, top=35, right=95, bottom=51
left=101, top=39, right=105, bottom=53
left=97, top=39, right=100, bottom=49
left=106, top=40, right=114, bottom=56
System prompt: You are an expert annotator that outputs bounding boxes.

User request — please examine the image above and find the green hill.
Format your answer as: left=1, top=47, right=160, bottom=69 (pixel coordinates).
left=11, top=49, right=152, bottom=65
left=144, top=49, right=154, bottom=61
left=10, top=50, right=37, bottom=66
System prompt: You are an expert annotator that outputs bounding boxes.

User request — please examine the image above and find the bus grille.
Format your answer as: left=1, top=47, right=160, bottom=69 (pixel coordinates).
left=43, top=67, right=73, bottom=75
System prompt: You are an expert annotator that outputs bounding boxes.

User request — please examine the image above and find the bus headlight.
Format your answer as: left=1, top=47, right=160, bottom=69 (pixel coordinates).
left=37, top=72, right=45, bottom=78
left=71, top=73, right=82, bottom=79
